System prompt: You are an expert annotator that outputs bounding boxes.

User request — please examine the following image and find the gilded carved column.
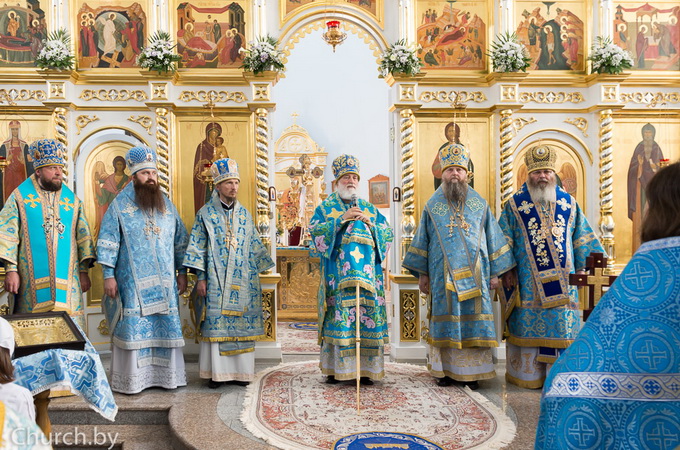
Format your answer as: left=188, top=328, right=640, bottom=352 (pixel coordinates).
left=598, top=109, right=616, bottom=270
left=400, top=109, right=416, bottom=272
left=53, top=107, right=68, bottom=180
left=499, top=109, right=515, bottom=207
left=155, top=107, right=170, bottom=194
left=255, top=107, right=271, bottom=251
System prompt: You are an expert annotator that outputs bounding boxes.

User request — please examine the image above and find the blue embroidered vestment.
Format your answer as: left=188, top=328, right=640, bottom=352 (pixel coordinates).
left=535, top=236, right=680, bottom=449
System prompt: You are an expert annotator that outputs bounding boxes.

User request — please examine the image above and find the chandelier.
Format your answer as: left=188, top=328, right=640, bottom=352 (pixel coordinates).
left=322, top=20, right=347, bottom=52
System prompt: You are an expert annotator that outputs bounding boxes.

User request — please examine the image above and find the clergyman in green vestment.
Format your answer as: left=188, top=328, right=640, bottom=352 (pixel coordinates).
left=309, top=154, right=393, bottom=384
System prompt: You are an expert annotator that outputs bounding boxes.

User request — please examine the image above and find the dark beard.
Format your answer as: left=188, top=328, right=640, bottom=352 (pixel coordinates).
left=39, top=178, right=62, bottom=192
left=442, top=178, right=468, bottom=203
left=134, top=180, right=165, bottom=213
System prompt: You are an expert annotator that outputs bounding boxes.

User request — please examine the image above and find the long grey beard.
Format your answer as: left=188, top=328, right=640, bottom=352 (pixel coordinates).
left=337, top=184, right=357, bottom=201
left=527, top=180, right=557, bottom=205
left=442, top=179, right=468, bottom=203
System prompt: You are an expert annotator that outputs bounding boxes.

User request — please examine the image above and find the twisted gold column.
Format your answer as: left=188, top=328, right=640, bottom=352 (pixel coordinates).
left=255, top=108, right=271, bottom=251
left=400, top=109, right=416, bottom=273
left=155, top=108, right=170, bottom=194
left=53, top=107, right=68, bottom=181
left=598, top=109, right=615, bottom=270
left=499, top=109, right=515, bottom=207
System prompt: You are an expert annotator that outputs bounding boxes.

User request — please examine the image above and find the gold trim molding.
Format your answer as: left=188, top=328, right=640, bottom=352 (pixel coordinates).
left=75, top=115, right=99, bottom=135
left=262, top=289, right=276, bottom=341
left=80, top=89, right=148, bottom=102
left=0, top=89, right=46, bottom=106
left=564, top=117, right=589, bottom=137
left=419, top=90, right=487, bottom=104
left=619, top=92, right=680, bottom=108
left=518, top=92, right=584, bottom=104
left=128, top=115, right=153, bottom=135
left=179, top=90, right=247, bottom=104
left=97, top=319, right=109, bottom=336
left=400, top=290, right=420, bottom=342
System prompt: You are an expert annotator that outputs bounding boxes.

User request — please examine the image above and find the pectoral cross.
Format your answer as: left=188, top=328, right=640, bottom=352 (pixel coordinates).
left=446, top=215, right=457, bottom=237
left=225, top=231, right=238, bottom=250
left=569, top=252, right=617, bottom=321
left=144, top=219, right=161, bottom=237
left=446, top=214, right=470, bottom=237
left=42, top=213, right=65, bottom=237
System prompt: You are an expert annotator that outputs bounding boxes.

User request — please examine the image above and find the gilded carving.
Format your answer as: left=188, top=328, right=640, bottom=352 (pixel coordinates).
left=178, top=90, right=247, bottom=104
left=601, top=85, right=618, bottom=103
left=518, top=91, right=585, bottom=104
left=419, top=90, right=487, bottom=104
left=253, top=84, right=270, bottom=101
left=500, top=110, right=515, bottom=206
left=53, top=108, right=68, bottom=179
left=155, top=108, right=170, bottom=194
left=75, top=115, right=100, bottom=135
left=501, top=84, right=518, bottom=102
left=0, top=89, right=47, bottom=106
left=564, top=117, right=589, bottom=137
left=150, top=82, right=169, bottom=101
left=400, top=290, right=420, bottom=342
left=79, top=89, right=148, bottom=102
left=512, top=117, right=536, bottom=131
left=128, top=115, right=153, bottom=135
left=400, top=109, right=415, bottom=273
left=98, top=319, right=109, bottom=336
left=598, top=110, right=616, bottom=270
left=262, top=289, right=276, bottom=341
left=48, top=81, right=66, bottom=100
left=399, top=85, right=416, bottom=102
left=619, top=92, right=680, bottom=108
left=255, top=108, right=271, bottom=253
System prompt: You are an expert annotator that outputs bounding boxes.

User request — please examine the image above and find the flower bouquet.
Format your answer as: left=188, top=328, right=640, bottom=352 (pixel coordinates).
left=489, top=32, right=531, bottom=73
left=36, top=29, right=74, bottom=70
left=379, top=39, right=423, bottom=77
left=240, top=35, right=285, bottom=75
left=588, top=36, right=633, bottom=75
left=137, top=31, right=182, bottom=74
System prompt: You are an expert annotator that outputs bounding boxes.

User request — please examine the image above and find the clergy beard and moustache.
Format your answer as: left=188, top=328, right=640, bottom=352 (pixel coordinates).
left=336, top=184, right=357, bottom=201
left=134, top=178, right=166, bottom=213
left=527, top=177, right=557, bottom=205
left=38, top=174, right=62, bottom=192
left=442, top=178, right=468, bottom=203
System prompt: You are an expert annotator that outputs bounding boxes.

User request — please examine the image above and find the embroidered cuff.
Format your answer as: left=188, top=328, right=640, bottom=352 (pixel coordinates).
left=103, top=267, right=115, bottom=278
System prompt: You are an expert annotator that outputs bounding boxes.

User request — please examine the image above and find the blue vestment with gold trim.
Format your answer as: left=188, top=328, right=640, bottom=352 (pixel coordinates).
left=97, top=182, right=188, bottom=353
left=403, top=187, right=515, bottom=348
left=0, top=175, right=94, bottom=325
left=183, top=193, right=274, bottom=355
left=309, top=192, right=393, bottom=356
left=535, top=236, right=680, bottom=449
left=498, top=183, right=604, bottom=349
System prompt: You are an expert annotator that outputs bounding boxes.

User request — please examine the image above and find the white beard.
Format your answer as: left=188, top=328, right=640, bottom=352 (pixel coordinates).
left=527, top=180, right=557, bottom=205
left=337, top=184, right=358, bottom=201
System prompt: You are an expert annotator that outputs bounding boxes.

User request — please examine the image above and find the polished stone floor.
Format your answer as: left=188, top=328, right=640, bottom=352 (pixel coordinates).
left=48, top=353, right=542, bottom=449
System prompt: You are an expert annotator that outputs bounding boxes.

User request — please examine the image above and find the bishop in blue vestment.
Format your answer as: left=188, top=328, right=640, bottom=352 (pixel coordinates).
left=403, top=143, right=515, bottom=389
left=310, top=155, right=393, bottom=383
left=536, top=162, right=680, bottom=449
left=98, top=146, right=189, bottom=394
left=183, top=158, right=274, bottom=388
left=0, top=139, right=95, bottom=327
left=499, top=145, right=604, bottom=389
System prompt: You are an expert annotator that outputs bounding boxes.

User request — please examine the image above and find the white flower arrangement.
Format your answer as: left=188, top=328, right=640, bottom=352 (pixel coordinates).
left=240, top=35, right=285, bottom=75
left=36, top=29, right=74, bottom=70
left=588, top=36, right=633, bottom=75
left=137, top=31, right=181, bottom=74
left=489, top=32, right=531, bottom=73
left=379, top=39, right=423, bottom=77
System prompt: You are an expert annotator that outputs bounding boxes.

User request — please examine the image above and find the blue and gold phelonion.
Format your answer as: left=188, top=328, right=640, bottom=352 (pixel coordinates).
left=332, top=154, right=360, bottom=180
left=210, top=158, right=240, bottom=185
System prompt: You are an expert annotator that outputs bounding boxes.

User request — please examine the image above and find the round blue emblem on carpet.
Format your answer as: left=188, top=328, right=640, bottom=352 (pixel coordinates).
left=288, top=322, right=318, bottom=331
left=333, top=432, right=443, bottom=450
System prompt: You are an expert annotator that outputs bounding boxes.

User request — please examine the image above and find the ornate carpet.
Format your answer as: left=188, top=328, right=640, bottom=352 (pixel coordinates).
left=241, top=361, right=516, bottom=449
left=278, top=322, right=391, bottom=355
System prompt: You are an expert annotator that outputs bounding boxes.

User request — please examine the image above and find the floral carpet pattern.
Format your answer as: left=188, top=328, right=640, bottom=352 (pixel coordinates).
left=241, top=361, right=516, bottom=450
left=278, top=322, right=391, bottom=355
